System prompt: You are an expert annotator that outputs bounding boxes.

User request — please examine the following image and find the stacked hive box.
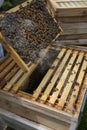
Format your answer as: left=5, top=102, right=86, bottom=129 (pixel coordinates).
left=47, top=0, right=87, bottom=47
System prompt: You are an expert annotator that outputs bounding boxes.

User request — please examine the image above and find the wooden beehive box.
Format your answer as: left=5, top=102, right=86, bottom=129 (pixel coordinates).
left=0, top=45, right=87, bottom=130
left=47, top=0, right=87, bottom=43
left=0, top=0, right=61, bottom=72
left=47, top=0, right=87, bottom=22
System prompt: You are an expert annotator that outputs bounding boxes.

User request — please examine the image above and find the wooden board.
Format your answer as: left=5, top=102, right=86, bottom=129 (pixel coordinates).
left=57, top=22, right=87, bottom=41
left=47, top=0, right=87, bottom=17
left=56, top=39, right=87, bottom=46
left=57, top=16, right=87, bottom=23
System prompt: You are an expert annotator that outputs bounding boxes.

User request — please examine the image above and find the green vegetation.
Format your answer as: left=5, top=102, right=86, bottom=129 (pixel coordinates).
left=0, top=0, right=26, bottom=11
left=77, top=100, right=87, bottom=130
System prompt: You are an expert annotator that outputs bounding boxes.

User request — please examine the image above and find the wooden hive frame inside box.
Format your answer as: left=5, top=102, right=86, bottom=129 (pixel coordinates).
left=0, top=0, right=61, bottom=72
left=47, top=0, right=87, bottom=22
left=0, top=45, right=87, bottom=130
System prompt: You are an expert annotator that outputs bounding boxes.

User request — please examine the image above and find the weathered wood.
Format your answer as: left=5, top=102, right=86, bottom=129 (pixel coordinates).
left=47, top=0, right=87, bottom=17
left=0, top=108, right=53, bottom=130
left=57, top=16, right=87, bottom=23
left=0, top=90, right=72, bottom=130
left=0, top=117, right=7, bottom=130
left=56, top=39, right=87, bottom=46
left=59, top=34, right=87, bottom=40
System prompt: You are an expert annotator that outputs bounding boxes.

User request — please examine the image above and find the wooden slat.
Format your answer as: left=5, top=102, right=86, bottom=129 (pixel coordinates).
left=68, top=1, right=75, bottom=7
left=0, top=61, right=16, bottom=79
left=0, top=33, right=29, bottom=72
left=3, top=69, right=23, bottom=91
left=11, top=63, right=37, bottom=93
left=0, top=56, right=12, bottom=72
left=57, top=52, right=84, bottom=108
left=0, top=65, right=19, bottom=89
left=67, top=54, right=87, bottom=112
left=62, top=28, right=87, bottom=35
left=33, top=48, right=66, bottom=100
left=59, top=34, right=87, bottom=40
left=79, top=1, right=86, bottom=6
left=40, top=49, right=72, bottom=102
left=49, top=51, right=79, bottom=105
left=60, top=22, right=87, bottom=30
left=57, top=16, right=87, bottom=23
left=84, top=1, right=87, bottom=6
left=74, top=1, right=80, bottom=7
left=65, top=2, right=71, bottom=7
left=56, top=39, right=87, bottom=46
left=48, top=0, right=59, bottom=11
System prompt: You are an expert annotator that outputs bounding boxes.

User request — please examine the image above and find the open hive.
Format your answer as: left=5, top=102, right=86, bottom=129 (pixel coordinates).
left=0, top=0, right=61, bottom=72
left=0, top=46, right=87, bottom=130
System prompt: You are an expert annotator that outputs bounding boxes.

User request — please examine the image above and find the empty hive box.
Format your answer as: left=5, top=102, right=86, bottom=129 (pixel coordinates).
left=0, top=0, right=61, bottom=72
left=47, top=0, right=87, bottom=45
left=0, top=45, right=87, bottom=130
left=47, top=0, right=87, bottom=22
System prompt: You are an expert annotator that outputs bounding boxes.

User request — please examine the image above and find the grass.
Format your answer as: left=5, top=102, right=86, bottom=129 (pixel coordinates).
left=0, top=0, right=26, bottom=11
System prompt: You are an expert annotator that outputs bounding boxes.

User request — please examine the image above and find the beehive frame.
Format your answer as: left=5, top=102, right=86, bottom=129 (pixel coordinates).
left=0, top=0, right=61, bottom=72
